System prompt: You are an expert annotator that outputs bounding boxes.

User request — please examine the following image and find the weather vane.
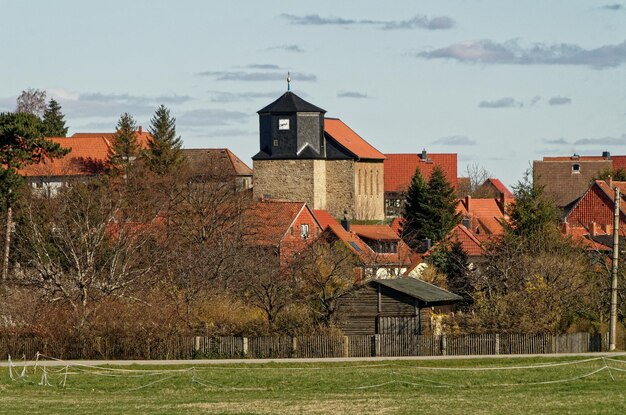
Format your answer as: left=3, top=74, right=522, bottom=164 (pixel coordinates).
left=287, top=72, right=291, bottom=91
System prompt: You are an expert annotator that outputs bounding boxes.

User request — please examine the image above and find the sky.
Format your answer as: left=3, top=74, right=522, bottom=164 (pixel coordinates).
left=1, top=0, right=625, bottom=187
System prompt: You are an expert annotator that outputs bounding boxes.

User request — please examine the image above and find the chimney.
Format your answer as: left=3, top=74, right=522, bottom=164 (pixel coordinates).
left=138, top=126, right=142, bottom=134
left=420, top=149, right=427, bottom=161
left=422, top=238, right=431, bottom=252
left=589, top=221, right=598, bottom=236
left=498, top=192, right=506, bottom=213
left=603, top=151, right=611, bottom=160
left=605, top=224, right=612, bottom=234
left=341, top=211, right=350, bottom=232
left=608, top=175, right=612, bottom=188
left=465, top=195, right=471, bottom=213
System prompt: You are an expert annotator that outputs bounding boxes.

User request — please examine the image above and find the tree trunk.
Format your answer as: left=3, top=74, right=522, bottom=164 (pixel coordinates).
left=2, top=203, right=12, bottom=282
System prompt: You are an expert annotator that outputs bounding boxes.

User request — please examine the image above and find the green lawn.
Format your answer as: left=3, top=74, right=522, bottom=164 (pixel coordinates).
left=2, top=356, right=626, bottom=414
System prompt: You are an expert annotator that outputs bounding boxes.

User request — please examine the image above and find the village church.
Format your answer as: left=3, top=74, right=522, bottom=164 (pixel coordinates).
left=252, top=90, right=386, bottom=221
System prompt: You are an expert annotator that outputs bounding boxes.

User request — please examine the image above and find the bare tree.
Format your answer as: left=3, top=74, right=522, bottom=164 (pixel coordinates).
left=460, top=163, right=493, bottom=198
left=12, top=181, right=161, bottom=330
left=16, top=88, right=47, bottom=118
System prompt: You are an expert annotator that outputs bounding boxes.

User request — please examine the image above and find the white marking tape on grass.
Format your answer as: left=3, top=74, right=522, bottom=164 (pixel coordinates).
left=397, top=356, right=605, bottom=371
left=192, top=377, right=268, bottom=391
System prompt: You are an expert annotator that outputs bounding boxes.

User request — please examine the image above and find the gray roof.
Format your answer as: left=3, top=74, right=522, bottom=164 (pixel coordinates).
left=257, top=92, right=326, bottom=114
left=373, top=278, right=462, bottom=304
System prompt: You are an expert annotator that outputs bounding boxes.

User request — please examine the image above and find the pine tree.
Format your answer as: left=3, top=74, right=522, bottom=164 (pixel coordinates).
left=425, top=166, right=462, bottom=242
left=401, top=167, right=429, bottom=251
left=145, top=105, right=184, bottom=175
left=402, top=165, right=461, bottom=251
left=108, top=113, right=139, bottom=177
left=42, top=99, right=68, bottom=137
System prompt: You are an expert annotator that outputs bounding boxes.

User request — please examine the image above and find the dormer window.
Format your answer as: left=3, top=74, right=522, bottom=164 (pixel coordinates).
left=572, top=163, right=580, bottom=173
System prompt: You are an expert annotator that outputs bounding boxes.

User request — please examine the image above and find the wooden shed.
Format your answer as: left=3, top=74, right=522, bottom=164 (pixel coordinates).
left=337, top=278, right=462, bottom=335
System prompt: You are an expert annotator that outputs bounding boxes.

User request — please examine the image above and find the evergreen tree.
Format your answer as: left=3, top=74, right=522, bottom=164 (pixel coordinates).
left=441, top=241, right=472, bottom=306
left=1, top=112, right=69, bottom=281
left=42, top=99, right=68, bottom=137
left=401, top=167, right=429, bottom=251
left=402, top=166, right=461, bottom=251
left=145, top=105, right=184, bottom=175
left=108, top=113, right=139, bottom=177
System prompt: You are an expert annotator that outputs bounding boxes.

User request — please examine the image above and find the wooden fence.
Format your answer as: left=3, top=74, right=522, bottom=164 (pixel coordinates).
left=0, top=332, right=608, bottom=361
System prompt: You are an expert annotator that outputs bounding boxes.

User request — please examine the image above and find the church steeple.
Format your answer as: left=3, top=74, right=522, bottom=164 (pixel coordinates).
left=253, top=91, right=326, bottom=160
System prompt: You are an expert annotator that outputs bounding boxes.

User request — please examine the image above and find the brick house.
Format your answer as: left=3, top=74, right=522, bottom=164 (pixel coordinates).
left=252, top=91, right=386, bottom=221
left=564, top=179, right=626, bottom=231
left=383, top=151, right=457, bottom=217
left=532, top=153, right=626, bottom=208
left=244, top=200, right=322, bottom=265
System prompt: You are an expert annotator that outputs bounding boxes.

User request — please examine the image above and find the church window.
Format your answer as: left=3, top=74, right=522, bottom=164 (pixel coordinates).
left=376, top=170, right=379, bottom=194
left=370, top=169, right=373, bottom=195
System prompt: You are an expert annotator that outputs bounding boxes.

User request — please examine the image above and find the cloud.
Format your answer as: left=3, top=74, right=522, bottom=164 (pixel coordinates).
left=246, top=64, right=282, bottom=70
left=280, top=13, right=455, bottom=31
left=337, top=91, right=369, bottom=99
left=548, top=96, right=572, bottom=106
left=197, top=71, right=317, bottom=82
left=204, top=128, right=252, bottom=137
left=418, top=39, right=626, bottom=69
left=268, top=44, right=304, bottom=53
left=478, top=97, right=523, bottom=108
left=207, top=90, right=283, bottom=103
left=432, top=135, right=477, bottom=146
left=542, top=138, right=569, bottom=145
left=530, top=96, right=541, bottom=106
left=381, top=15, right=455, bottom=30
left=573, top=134, right=626, bottom=145
left=177, top=108, right=250, bottom=127
left=601, top=4, right=624, bottom=10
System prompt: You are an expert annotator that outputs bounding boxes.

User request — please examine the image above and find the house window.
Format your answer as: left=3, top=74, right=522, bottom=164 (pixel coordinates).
left=290, top=226, right=294, bottom=236
left=572, top=163, right=580, bottom=173
left=273, top=139, right=279, bottom=146
left=300, top=224, right=310, bottom=239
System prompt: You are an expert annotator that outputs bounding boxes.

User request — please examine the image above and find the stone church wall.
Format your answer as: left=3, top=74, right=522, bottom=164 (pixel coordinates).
left=354, top=161, right=385, bottom=221
left=325, top=160, right=355, bottom=219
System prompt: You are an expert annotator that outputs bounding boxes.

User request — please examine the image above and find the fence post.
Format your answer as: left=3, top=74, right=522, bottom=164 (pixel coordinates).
left=495, top=334, right=500, bottom=355
left=292, top=336, right=298, bottom=357
left=242, top=337, right=248, bottom=357
left=371, top=335, right=381, bottom=357
left=194, top=336, right=201, bottom=355
left=441, top=335, right=447, bottom=356
left=342, top=336, right=349, bottom=358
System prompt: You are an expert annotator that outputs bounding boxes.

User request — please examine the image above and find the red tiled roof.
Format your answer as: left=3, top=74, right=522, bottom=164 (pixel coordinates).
left=324, top=118, right=385, bottom=160
left=450, top=225, right=486, bottom=256
left=383, top=153, right=457, bottom=193
left=390, top=217, right=403, bottom=236
left=72, top=130, right=153, bottom=149
left=457, top=197, right=507, bottom=235
left=245, top=201, right=311, bottom=246
left=542, top=156, right=607, bottom=161
left=312, top=210, right=370, bottom=257
left=351, top=225, right=400, bottom=241
left=612, top=156, right=626, bottom=170
left=483, top=178, right=514, bottom=198
left=21, top=136, right=109, bottom=177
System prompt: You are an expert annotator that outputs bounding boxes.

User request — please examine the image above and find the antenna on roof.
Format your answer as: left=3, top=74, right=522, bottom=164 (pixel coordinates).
left=287, top=72, right=291, bottom=91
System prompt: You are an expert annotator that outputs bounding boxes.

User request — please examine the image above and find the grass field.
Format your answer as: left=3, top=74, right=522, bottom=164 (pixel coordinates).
left=2, top=355, right=626, bottom=414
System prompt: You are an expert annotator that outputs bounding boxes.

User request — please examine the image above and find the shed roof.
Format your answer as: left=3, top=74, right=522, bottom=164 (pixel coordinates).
left=373, top=278, right=462, bottom=304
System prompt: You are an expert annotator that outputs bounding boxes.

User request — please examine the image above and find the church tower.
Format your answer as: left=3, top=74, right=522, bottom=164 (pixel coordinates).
left=252, top=91, right=329, bottom=210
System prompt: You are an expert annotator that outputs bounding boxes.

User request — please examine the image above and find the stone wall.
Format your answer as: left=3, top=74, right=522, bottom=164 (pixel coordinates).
left=325, top=160, right=355, bottom=218
left=354, top=161, right=385, bottom=220
left=253, top=159, right=327, bottom=209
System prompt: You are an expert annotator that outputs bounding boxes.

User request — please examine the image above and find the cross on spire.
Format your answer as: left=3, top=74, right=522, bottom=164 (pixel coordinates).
left=287, top=72, right=291, bottom=91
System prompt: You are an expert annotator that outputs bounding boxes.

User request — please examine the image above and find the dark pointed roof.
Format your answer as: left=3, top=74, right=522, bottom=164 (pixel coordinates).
left=257, top=92, right=326, bottom=114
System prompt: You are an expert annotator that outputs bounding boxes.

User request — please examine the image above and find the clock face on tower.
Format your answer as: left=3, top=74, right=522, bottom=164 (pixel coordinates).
left=278, top=119, right=290, bottom=130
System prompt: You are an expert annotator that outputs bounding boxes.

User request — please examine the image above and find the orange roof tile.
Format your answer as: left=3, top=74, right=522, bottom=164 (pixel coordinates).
left=351, top=225, right=400, bottom=241
left=20, top=136, right=109, bottom=177
left=324, top=118, right=385, bottom=160
left=449, top=225, right=486, bottom=256
left=458, top=198, right=506, bottom=235
left=72, top=129, right=152, bottom=149
left=383, top=153, right=457, bottom=193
